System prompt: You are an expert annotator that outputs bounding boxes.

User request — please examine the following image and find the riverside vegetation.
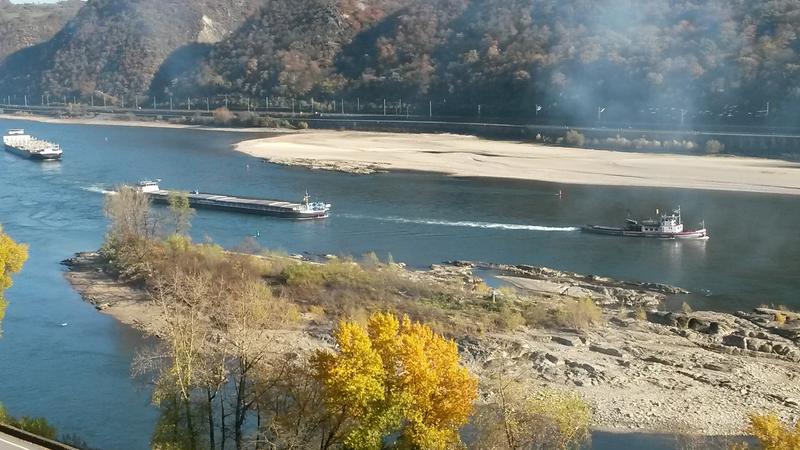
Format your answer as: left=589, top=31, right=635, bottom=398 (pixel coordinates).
left=59, top=187, right=800, bottom=449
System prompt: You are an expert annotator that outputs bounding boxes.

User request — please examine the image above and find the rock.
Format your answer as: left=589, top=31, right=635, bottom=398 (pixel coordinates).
left=644, top=355, right=674, bottom=366
left=647, top=311, right=679, bottom=327
left=552, top=335, right=584, bottom=347
left=746, top=338, right=767, bottom=352
left=758, top=343, right=773, bottom=353
left=722, top=334, right=748, bottom=349
left=590, top=344, right=625, bottom=358
left=773, top=344, right=791, bottom=356
left=544, top=353, right=561, bottom=365
left=688, top=318, right=711, bottom=332
left=566, top=360, right=600, bottom=374
left=702, top=362, right=732, bottom=373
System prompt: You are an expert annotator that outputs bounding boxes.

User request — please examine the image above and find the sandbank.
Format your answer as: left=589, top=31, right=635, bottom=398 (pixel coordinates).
left=236, top=130, right=800, bottom=195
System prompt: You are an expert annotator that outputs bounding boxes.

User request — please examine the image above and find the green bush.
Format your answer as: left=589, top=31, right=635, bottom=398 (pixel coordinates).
left=15, top=417, right=57, bottom=440
left=555, top=298, right=603, bottom=330
left=495, top=305, right=526, bottom=330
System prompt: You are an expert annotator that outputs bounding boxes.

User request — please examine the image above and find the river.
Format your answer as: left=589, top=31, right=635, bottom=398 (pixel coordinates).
left=0, top=118, right=795, bottom=449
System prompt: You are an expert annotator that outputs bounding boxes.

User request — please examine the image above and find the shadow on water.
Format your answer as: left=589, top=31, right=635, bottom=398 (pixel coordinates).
left=0, top=118, right=794, bottom=448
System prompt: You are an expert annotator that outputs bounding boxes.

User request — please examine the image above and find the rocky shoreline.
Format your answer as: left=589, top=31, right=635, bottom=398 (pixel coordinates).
left=263, top=157, right=389, bottom=174
left=62, top=252, right=800, bottom=436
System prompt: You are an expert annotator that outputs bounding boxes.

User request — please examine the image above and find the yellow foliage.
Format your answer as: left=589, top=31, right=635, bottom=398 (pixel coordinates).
left=0, top=228, right=28, bottom=292
left=775, top=313, right=787, bottom=325
left=747, top=414, right=800, bottom=450
left=0, top=227, right=28, bottom=324
left=312, top=312, right=478, bottom=449
left=314, top=321, right=386, bottom=418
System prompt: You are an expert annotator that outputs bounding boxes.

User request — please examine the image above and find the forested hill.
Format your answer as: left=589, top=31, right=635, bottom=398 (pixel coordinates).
left=4, top=0, right=800, bottom=124
left=0, top=0, right=259, bottom=100
left=0, top=0, right=81, bottom=62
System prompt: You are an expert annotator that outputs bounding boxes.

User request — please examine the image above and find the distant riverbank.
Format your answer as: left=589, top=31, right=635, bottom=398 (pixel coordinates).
left=0, top=112, right=293, bottom=134
left=236, top=130, right=800, bottom=196
left=4, top=110, right=800, bottom=196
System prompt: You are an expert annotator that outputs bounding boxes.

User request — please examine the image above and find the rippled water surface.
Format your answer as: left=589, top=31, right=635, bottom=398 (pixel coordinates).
left=0, top=118, right=797, bottom=448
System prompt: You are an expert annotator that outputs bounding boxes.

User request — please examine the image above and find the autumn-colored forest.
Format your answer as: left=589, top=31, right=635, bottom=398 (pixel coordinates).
left=4, top=0, right=800, bottom=124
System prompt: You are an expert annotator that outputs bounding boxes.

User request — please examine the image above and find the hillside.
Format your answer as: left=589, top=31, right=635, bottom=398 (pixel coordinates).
left=0, top=0, right=259, bottom=99
left=3, top=0, right=800, bottom=125
left=173, top=0, right=800, bottom=124
left=0, top=0, right=81, bottom=62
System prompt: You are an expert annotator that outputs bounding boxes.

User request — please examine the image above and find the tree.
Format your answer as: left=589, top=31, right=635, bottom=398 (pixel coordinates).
left=105, top=185, right=154, bottom=241
left=213, top=107, right=234, bottom=125
left=311, top=312, right=478, bottom=449
left=743, top=414, right=800, bottom=450
left=167, top=191, right=194, bottom=236
left=0, top=226, right=28, bottom=331
left=473, top=380, right=591, bottom=450
left=102, top=186, right=156, bottom=281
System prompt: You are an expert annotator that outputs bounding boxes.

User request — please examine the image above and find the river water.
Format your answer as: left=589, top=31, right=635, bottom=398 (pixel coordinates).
left=0, top=118, right=796, bottom=449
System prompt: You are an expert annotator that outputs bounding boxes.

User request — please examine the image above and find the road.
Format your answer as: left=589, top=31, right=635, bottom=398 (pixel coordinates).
left=0, top=432, right=47, bottom=450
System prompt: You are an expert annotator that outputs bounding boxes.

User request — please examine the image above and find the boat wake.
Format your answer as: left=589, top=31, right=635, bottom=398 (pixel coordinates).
left=81, top=184, right=115, bottom=195
left=340, top=214, right=579, bottom=232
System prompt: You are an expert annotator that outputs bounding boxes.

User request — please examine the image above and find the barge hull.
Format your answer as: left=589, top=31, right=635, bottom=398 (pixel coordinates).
left=147, top=191, right=328, bottom=219
left=582, top=225, right=708, bottom=239
left=4, top=145, right=62, bottom=160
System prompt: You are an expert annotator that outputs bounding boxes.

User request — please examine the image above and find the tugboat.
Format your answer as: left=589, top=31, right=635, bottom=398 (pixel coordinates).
left=582, top=207, right=708, bottom=239
left=135, top=180, right=331, bottom=219
left=3, top=129, right=63, bottom=160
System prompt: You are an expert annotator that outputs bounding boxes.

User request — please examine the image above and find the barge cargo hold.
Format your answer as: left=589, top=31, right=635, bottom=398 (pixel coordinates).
left=136, top=181, right=331, bottom=219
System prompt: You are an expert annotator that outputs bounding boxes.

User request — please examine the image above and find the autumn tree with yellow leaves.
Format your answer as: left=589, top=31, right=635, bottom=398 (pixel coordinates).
left=312, top=312, right=478, bottom=450
left=740, top=414, right=800, bottom=450
left=0, top=226, right=28, bottom=330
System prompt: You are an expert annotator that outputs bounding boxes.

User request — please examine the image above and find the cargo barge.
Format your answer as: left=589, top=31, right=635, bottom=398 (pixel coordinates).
left=582, top=207, right=708, bottom=239
left=3, top=129, right=63, bottom=160
left=136, top=181, right=331, bottom=219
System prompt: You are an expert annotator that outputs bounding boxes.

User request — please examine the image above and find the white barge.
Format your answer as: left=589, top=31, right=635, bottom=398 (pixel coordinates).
left=582, top=207, right=708, bottom=239
left=136, top=181, right=331, bottom=219
left=3, top=129, right=63, bottom=160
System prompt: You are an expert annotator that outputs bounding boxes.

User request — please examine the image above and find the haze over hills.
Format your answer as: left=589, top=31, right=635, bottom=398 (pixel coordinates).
left=3, top=0, right=800, bottom=124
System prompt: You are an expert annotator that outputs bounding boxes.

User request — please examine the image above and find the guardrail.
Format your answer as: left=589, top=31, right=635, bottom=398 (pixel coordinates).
left=0, top=423, right=77, bottom=450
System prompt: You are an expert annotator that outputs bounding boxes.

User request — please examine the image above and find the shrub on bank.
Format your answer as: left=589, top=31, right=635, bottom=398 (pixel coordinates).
left=565, top=129, right=586, bottom=146
left=555, top=298, right=603, bottom=330
left=0, top=404, right=57, bottom=440
left=706, top=139, right=725, bottom=154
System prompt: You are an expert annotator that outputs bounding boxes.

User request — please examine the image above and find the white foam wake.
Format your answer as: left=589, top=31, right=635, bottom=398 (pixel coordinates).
left=81, top=185, right=116, bottom=195
left=341, top=214, right=578, bottom=232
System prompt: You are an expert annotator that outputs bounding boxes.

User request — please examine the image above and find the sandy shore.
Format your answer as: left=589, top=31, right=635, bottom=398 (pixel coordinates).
left=236, top=130, right=800, bottom=195
left=0, top=113, right=292, bottom=134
